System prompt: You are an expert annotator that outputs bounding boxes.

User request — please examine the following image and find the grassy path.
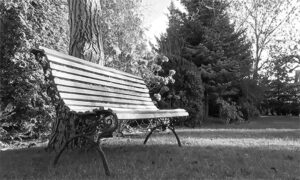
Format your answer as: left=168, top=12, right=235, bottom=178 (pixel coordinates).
left=0, top=116, right=299, bottom=179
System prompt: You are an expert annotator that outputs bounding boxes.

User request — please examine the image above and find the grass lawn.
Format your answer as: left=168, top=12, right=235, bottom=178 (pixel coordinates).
left=0, top=116, right=299, bottom=180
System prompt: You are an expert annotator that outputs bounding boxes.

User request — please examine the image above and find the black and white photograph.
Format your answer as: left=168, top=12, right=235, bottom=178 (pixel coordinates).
left=0, top=0, right=299, bottom=179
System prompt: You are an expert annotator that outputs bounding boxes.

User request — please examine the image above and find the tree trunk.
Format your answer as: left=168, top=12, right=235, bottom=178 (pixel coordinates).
left=68, top=0, right=105, bottom=65
left=46, top=0, right=106, bottom=151
left=0, top=17, right=3, bottom=112
left=203, top=92, right=209, bottom=122
left=252, top=57, right=260, bottom=80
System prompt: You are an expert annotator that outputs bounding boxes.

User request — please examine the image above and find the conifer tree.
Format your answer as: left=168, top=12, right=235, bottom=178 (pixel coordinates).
left=158, top=0, right=253, bottom=122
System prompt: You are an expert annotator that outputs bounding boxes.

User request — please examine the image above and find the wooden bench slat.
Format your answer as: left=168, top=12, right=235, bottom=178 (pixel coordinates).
left=50, top=62, right=146, bottom=89
left=68, top=106, right=187, bottom=114
left=52, top=71, right=149, bottom=93
left=41, top=46, right=143, bottom=81
left=69, top=106, right=188, bottom=119
left=55, top=79, right=150, bottom=98
left=59, top=93, right=154, bottom=105
left=115, top=111, right=189, bottom=119
left=115, top=109, right=189, bottom=119
left=116, top=109, right=188, bottom=113
left=69, top=106, right=159, bottom=113
left=69, top=106, right=158, bottom=112
left=57, top=86, right=152, bottom=102
left=64, top=100, right=158, bottom=110
left=48, top=56, right=145, bottom=86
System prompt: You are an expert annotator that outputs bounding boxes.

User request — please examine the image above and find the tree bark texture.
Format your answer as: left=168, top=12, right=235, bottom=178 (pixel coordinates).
left=0, top=17, right=3, bottom=111
left=68, top=0, right=105, bottom=65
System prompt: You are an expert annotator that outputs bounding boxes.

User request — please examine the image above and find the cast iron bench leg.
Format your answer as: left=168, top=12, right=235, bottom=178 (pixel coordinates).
left=52, top=135, right=111, bottom=176
left=143, top=124, right=163, bottom=145
left=167, top=126, right=182, bottom=147
left=143, top=120, right=182, bottom=147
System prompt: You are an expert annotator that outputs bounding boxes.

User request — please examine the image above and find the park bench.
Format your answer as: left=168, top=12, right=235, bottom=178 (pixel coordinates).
left=31, top=46, right=189, bottom=175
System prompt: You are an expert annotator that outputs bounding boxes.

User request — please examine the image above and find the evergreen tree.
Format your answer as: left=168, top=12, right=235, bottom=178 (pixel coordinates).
left=157, top=2, right=204, bottom=126
left=160, top=56, right=204, bottom=127
left=158, top=0, right=253, bottom=123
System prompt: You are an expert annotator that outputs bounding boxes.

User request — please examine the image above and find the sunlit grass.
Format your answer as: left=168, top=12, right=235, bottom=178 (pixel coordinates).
left=106, top=128, right=300, bottom=150
left=180, top=128, right=298, bottom=132
left=0, top=116, right=299, bottom=180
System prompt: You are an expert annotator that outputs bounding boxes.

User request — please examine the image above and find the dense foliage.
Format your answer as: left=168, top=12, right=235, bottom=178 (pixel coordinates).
left=101, top=0, right=146, bottom=72
left=101, top=0, right=178, bottom=103
left=262, top=54, right=300, bottom=115
left=160, top=56, right=204, bottom=126
left=0, top=1, right=68, bottom=141
left=157, top=0, right=255, bottom=124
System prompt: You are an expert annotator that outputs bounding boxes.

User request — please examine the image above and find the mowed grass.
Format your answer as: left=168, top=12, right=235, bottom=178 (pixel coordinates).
left=0, top=116, right=299, bottom=180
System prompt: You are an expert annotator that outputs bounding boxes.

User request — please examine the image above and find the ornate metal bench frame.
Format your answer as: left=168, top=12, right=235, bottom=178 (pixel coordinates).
left=31, top=48, right=184, bottom=176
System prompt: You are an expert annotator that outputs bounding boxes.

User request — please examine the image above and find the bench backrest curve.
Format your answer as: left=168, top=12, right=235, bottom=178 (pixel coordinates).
left=39, top=46, right=159, bottom=113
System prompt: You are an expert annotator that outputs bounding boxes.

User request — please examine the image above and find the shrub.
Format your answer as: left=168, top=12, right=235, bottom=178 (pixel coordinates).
left=0, top=1, right=67, bottom=141
left=217, top=98, right=243, bottom=124
left=158, top=56, right=204, bottom=127
left=239, top=99, right=260, bottom=120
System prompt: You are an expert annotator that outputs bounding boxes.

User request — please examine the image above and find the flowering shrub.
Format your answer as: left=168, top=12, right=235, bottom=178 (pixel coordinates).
left=155, top=56, right=204, bottom=127
left=217, top=98, right=244, bottom=124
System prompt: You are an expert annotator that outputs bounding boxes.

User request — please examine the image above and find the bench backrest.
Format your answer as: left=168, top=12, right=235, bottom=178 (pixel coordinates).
left=40, top=46, right=158, bottom=113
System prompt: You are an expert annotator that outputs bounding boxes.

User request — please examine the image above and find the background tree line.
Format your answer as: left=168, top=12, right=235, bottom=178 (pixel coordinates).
left=156, top=0, right=299, bottom=125
left=0, top=0, right=299, bottom=142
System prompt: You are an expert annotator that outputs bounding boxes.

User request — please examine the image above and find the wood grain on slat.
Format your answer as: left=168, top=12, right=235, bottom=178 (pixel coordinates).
left=68, top=106, right=186, bottom=114
left=54, top=79, right=150, bottom=98
left=115, top=109, right=189, bottom=119
left=52, top=71, right=148, bottom=93
left=40, top=46, right=143, bottom=80
left=57, top=86, right=152, bottom=102
left=69, top=106, right=189, bottom=119
left=68, top=106, right=158, bottom=113
left=64, top=100, right=158, bottom=109
left=60, top=93, right=154, bottom=105
left=117, top=109, right=188, bottom=113
left=50, top=62, right=146, bottom=89
left=47, top=56, right=145, bottom=85
left=115, top=111, right=189, bottom=119
left=68, top=106, right=158, bottom=112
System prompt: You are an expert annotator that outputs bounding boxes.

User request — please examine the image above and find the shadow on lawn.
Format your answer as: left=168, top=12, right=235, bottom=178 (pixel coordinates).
left=0, top=143, right=300, bottom=180
left=0, top=116, right=299, bottom=179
